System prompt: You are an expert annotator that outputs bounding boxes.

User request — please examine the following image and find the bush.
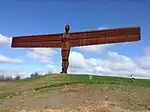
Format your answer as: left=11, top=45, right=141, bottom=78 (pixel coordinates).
left=44, top=71, right=52, bottom=75
left=0, top=74, right=21, bottom=82
left=0, top=74, right=13, bottom=82
left=30, top=72, right=40, bottom=78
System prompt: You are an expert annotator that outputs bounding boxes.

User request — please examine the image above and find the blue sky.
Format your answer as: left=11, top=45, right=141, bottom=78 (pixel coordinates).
left=0, top=1, right=150, bottom=78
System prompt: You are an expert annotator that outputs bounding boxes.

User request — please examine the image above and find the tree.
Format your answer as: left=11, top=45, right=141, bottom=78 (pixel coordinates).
left=15, top=74, right=21, bottom=80
left=30, top=72, right=39, bottom=77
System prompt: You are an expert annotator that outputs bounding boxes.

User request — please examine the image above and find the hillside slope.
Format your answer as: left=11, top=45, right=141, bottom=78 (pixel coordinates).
left=0, top=74, right=150, bottom=112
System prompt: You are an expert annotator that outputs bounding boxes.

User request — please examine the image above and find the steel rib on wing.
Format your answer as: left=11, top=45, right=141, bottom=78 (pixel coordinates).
left=11, top=33, right=63, bottom=48
left=69, top=27, right=141, bottom=47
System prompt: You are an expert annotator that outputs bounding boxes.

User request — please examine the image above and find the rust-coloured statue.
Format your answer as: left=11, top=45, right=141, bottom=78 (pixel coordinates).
left=61, top=25, right=71, bottom=73
left=11, top=25, right=141, bottom=74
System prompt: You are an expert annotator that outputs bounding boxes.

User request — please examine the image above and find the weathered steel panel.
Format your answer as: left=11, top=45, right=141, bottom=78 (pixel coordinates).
left=11, top=34, right=63, bottom=48
left=70, top=30, right=105, bottom=39
left=70, top=27, right=140, bottom=47
left=125, top=35, right=140, bottom=42
left=114, top=36, right=126, bottom=43
left=13, top=33, right=63, bottom=42
left=105, top=37, right=115, bottom=43
left=11, top=40, right=62, bottom=48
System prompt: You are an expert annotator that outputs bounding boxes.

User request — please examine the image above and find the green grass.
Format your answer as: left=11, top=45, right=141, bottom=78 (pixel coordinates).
left=0, top=74, right=150, bottom=99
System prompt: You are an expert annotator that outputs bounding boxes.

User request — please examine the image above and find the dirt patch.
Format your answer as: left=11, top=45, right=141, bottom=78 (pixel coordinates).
left=38, top=101, right=123, bottom=112
left=1, top=83, right=150, bottom=112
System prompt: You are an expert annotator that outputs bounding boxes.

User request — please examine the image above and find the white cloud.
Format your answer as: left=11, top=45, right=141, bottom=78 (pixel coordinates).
left=47, top=64, right=59, bottom=73
left=0, top=33, right=11, bottom=46
left=145, top=47, right=150, bottom=55
left=0, top=34, right=23, bottom=65
left=76, top=44, right=113, bottom=54
left=69, top=52, right=87, bottom=69
left=107, top=51, right=136, bottom=71
left=0, top=64, right=59, bottom=78
left=0, top=54, right=23, bottom=63
left=98, top=27, right=107, bottom=30
left=68, top=50, right=150, bottom=79
left=18, top=64, right=59, bottom=78
left=138, top=46, right=150, bottom=70
left=27, top=48, right=58, bottom=63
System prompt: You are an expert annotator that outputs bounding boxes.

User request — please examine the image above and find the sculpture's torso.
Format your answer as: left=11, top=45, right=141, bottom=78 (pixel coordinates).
left=62, top=33, right=70, bottom=50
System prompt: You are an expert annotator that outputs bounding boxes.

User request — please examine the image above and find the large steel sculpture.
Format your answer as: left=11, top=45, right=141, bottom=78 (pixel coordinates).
left=11, top=25, right=141, bottom=73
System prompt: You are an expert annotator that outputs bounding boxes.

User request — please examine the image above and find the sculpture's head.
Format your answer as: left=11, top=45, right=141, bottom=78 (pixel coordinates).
left=65, top=24, right=70, bottom=33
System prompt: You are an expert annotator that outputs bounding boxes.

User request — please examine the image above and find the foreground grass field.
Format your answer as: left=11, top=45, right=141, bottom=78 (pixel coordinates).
left=0, top=74, right=150, bottom=112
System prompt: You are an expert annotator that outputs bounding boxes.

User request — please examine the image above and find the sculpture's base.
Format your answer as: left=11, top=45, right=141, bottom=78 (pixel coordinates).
left=60, top=71, right=67, bottom=74
left=60, top=73, right=67, bottom=75
left=60, top=68, right=67, bottom=74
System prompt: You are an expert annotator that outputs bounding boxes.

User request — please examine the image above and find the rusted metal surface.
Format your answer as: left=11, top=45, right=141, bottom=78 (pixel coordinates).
left=11, top=25, right=141, bottom=73
left=12, top=40, right=62, bottom=48
left=60, top=25, right=71, bottom=73
left=70, top=27, right=141, bottom=47
left=11, top=33, right=63, bottom=48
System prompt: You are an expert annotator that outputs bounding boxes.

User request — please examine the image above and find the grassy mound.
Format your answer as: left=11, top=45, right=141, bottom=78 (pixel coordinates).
left=0, top=74, right=150, bottom=112
left=0, top=74, right=150, bottom=99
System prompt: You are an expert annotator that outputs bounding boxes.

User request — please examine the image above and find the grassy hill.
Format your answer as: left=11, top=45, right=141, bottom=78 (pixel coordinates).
left=0, top=74, right=150, bottom=99
left=0, top=74, right=150, bottom=112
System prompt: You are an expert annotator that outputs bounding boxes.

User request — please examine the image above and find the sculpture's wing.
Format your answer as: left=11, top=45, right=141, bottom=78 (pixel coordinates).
left=69, top=27, right=141, bottom=47
left=11, top=33, right=63, bottom=48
